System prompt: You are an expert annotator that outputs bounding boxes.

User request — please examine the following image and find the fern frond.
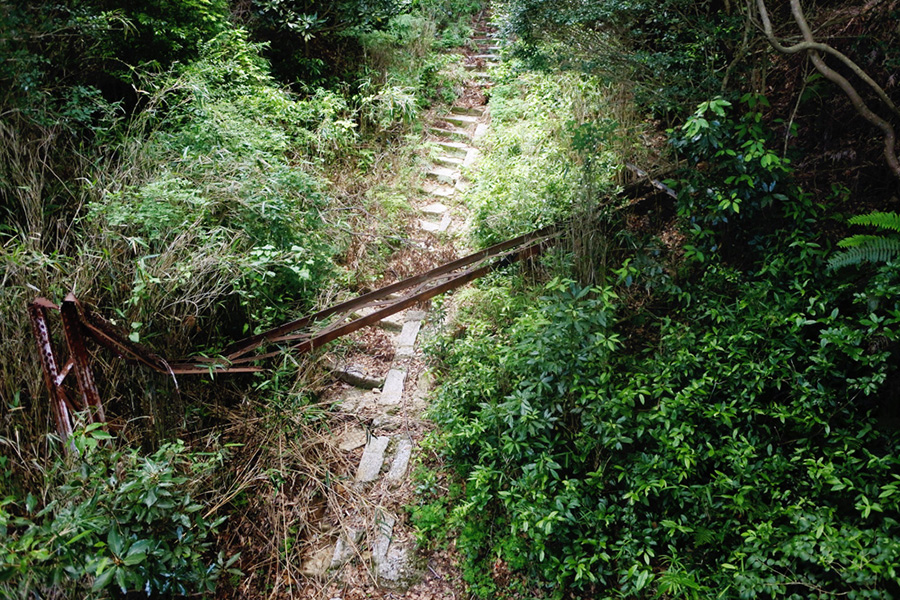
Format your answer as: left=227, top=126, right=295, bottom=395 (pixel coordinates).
left=828, top=236, right=900, bottom=270
left=848, top=211, right=900, bottom=233
left=837, top=234, right=883, bottom=248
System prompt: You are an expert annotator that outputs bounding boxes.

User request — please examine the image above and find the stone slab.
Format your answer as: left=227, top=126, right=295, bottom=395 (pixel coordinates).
left=463, top=147, right=481, bottom=168
left=355, top=435, right=390, bottom=482
left=434, top=155, right=464, bottom=168
left=373, top=512, right=396, bottom=567
left=426, top=166, right=460, bottom=185
left=429, top=127, right=470, bottom=142
left=301, top=545, right=334, bottom=577
left=420, top=202, right=448, bottom=216
left=330, top=528, right=363, bottom=568
left=334, top=364, right=384, bottom=389
left=443, top=114, right=480, bottom=127
left=381, top=369, right=406, bottom=405
left=396, top=319, right=423, bottom=356
left=354, top=306, right=403, bottom=332
left=450, top=106, right=485, bottom=117
left=421, top=180, right=456, bottom=198
left=386, top=438, right=413, bottom=484
left=474, top=123, right=489, bottom=141
left=338, top=426, right=368, bottom=451
left=432, top=140, right=470, bottom=156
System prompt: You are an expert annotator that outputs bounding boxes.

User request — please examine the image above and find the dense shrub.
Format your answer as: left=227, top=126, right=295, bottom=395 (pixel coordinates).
left=426, top=245, right=900, bottom=597
left=0, top=426, right=237, bottom=598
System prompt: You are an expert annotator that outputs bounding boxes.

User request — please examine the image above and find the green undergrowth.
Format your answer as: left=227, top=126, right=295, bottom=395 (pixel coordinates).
left=422, top=241, right=900, bottom=598
left=464, top=66, right=618, bottom=246
left=1, top=426, right=237, bottom=598
left=417, top=84, right=900, bottom=597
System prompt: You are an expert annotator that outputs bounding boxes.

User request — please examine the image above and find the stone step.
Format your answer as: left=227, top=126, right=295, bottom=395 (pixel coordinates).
left=433, top=140, right=471, bottom=156
left=470, top=71, right=490, bottom=80
left=420, top=202, right=448, bottom=217
left=443, top=113, right=480, bottom=127
left=429, top=126, right=470, bottom=142
left=426, top=166, right=460, bottom=185
left=333, top=363, right=384, bottom=389
left=434, top=155, right=464, bottom=168
left=420, top=180, right=456, bottom=198
left=463, top=147, right=481, bottom=168
left=373, top=512, right=396, bottom=571
left=473, top=54, right=499, bottom=61
left=419, top=214, right=451, bottom=234
left=386, top=439, right=413, bottom=485
left=450, top=105, right=485, bottom=117
left=474, top=123, right=490, bottom=141
left=353, top=306, right=404, bottom=332
left=356, top=435, right=390, bottom=482
left=396, top=318, right=423, bottom=357
left=380, top=368, right=406, bottom=405
left=330, top=528, right=363, bottom=568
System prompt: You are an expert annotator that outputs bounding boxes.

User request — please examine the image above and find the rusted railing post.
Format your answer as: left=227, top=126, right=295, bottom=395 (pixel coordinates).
left=28, top=299, right=75, bottom=444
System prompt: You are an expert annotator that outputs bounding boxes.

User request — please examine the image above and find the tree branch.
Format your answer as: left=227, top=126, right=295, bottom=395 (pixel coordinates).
left=756, top=0, right=900, bottom=181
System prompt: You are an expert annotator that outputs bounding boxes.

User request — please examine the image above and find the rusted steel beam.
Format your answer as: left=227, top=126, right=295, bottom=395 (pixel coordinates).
left=76, top=302, right=173, bottom=375
left=292, top=237, right=553, bottom=354
left=222, top=223, right=561, bottom=360
left=60, top=294, right=105, bottom=424
left=28, top=302, right=74, bottom=443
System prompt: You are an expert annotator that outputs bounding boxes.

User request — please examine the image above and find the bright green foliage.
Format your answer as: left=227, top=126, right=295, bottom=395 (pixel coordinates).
left=0, top=426, right=237, bottom=598
left=426, top=243, right=900, bottom=597
left=829, top=212, right=900, bottom=270
left=466, top=69, right=617, bottom=246
left=87, top=30, right=339, bottom=335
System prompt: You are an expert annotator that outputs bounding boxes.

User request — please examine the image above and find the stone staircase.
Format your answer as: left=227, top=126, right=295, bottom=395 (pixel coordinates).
left=299, top=29, right=502, bottom=598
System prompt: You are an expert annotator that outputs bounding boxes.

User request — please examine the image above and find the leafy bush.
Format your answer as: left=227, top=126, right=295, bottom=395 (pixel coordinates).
left=427, top=242, right=900, bottom=597
left=465, top=69, right=617, bottom=246
left=0, top=425, right=237, bottom=598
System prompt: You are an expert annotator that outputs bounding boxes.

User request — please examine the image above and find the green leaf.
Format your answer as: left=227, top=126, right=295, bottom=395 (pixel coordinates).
left=92, top=567, right=116, bottom=591
left=108, top=527, right=124, bottom=556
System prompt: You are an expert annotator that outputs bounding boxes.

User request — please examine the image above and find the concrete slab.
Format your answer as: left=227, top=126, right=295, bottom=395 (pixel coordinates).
left=338, top=426, right=368, bottom=451
left=429, top=127, right=470, bottom=142
left=330, top=528, right=363, bottom=568
left=474, top=123, right=489, bottom=141
left=386, top=438, right=413, bottom=484
left=434, top=155, right=464, bottom=168
left=463, top=147, right=481, bottom=168
left=426, top=166, right=460, bottom=185
left=443, top=113, right=480, bottom=126
left=420, top=201, right=448, bottom=216
left=355, top=435, right=390, bottom=482
left=405, top=310, right=427, bottom=322
left=432, top=140, right=471, bottom=156
left=450, top=106, right=485, bottom=117
left=421, top=181, right=456, bottom=197
left=396, top=319, right=423, bottom=356
left=372, top=512, right=396, bottom=567
left=380, top=369, right=406, bottom=405
left=334, top=364, right=384, bottom=389
left=301, top=545, right=334, bottom=577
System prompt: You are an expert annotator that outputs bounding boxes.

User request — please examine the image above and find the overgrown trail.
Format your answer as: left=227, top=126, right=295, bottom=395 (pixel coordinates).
left=291, top=22, right=502, bottom=600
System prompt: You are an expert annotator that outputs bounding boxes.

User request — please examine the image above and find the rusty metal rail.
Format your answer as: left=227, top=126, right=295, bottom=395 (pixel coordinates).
left=29, top=223, right=560, bottom=442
